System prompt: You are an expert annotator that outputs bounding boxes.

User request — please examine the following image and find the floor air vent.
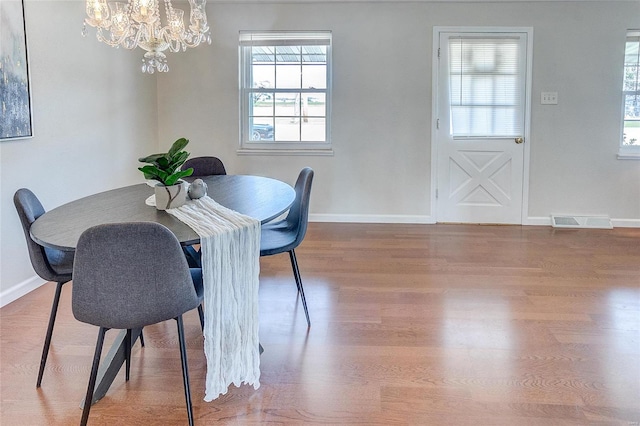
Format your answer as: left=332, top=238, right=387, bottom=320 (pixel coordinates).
left=551, top=215, right=613, bottom=229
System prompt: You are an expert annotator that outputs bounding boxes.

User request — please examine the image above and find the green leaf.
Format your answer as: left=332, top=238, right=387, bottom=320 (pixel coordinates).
left=164, top=168, right=193, bottom=186
left=138, top=153, right=165, bottom=164
left=156, top=156, right=171, bottom=170
left=168, top=138, right=189, bottom=157
left=140, top=170, right=156, bottom=180
left=138, top=165, right=170, bottom=184
left=138, top=165, right=159, bottom=177
left=168, top=151, right=190, bottom=170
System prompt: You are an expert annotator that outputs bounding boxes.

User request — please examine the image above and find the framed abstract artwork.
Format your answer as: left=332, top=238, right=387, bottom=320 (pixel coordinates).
left=0, top=0, right=33, bottom=140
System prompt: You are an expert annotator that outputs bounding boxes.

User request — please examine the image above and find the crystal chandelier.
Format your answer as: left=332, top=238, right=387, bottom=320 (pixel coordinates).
left=82, top=0, right=212, bottom=73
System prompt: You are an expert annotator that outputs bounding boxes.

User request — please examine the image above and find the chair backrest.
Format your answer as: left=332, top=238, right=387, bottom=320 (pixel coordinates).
left=182, top=156, right=226, bottom=177
left=286, top=167, right=314, bottom=248
left=14, top=188, right=69, bottom=282
left=72, top=222, right=200, bottom=330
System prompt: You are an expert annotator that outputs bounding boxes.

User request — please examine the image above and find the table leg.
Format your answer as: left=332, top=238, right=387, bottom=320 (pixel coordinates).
left=80, top=328, right=142, bottom=408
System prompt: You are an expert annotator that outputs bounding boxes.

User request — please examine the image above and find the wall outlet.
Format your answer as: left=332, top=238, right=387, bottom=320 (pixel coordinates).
left=541, top=92, right=558, bottom=105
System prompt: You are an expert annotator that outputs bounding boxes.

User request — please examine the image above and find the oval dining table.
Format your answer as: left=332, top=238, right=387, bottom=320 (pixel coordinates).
left=30, top=174, right=295, bottom=407
left=31, top=174, right=295, bottom=251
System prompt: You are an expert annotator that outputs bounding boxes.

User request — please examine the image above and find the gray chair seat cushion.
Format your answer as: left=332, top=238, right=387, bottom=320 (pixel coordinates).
left=260, top=220, right=298, bottom=255
left=44, top=248, right=74, bottom=275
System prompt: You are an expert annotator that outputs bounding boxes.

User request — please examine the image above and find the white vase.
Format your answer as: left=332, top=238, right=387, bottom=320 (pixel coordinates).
left=154, top=182, right=187, bottom=210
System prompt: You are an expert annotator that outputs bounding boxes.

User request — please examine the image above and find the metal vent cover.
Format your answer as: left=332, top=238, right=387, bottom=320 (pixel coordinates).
left=551, top=215, right=613, bottom=229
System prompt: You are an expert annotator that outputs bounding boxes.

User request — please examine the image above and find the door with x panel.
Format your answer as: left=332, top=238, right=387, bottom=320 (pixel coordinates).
left=436, top=29, right=531, bottom=224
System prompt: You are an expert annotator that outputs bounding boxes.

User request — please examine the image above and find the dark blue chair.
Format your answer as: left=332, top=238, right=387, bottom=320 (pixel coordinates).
left=260, top=167, right=314, bottom=328
left=182, top=156, right=226, bottom=177
left=14, top=188, right=75, bottom=387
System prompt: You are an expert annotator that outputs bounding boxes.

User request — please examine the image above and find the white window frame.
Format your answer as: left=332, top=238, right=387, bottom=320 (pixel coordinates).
left=238, top=31, right=333, bottom=155
left=619, top=30, right=640, bottom=160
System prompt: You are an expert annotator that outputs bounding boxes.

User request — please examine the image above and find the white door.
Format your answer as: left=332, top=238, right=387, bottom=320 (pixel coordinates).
left=435, top=29, right=531, bottom=224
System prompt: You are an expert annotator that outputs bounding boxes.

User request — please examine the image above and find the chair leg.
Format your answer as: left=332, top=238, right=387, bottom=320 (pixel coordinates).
left=197, top=305, right=204, bottom=331
left=176, top=315, right=195, bottom=426
left=288, top=250, right=310, bottom=328
left=125, top=329, right=132, bottom=381
left=36, top=281, right=65, bottom=387
left=139, top=329, right=145, bottom=347
left=80, top=327, right=107, bottom=426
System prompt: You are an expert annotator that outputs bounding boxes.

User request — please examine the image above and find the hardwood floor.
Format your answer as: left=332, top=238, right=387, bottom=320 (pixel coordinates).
left=1, top=223, right=639, bottom=425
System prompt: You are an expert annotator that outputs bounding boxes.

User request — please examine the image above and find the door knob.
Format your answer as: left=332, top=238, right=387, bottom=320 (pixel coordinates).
left=515, top=137, right=524, bottom=144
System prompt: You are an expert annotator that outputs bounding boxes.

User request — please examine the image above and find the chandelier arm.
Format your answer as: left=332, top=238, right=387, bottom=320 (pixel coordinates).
left=179, top=35, right=208, bottom=49
left=130, top=26, right=149, bottom=49
left=95, top=28, right=138, bottom=49
left=95, top=29, right=119, bottom=48
left=166, top=39, right=183, bottom=53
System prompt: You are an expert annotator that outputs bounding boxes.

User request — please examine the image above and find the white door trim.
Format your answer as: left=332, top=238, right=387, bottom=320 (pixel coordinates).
left=430, top=26, right=533, bottom=224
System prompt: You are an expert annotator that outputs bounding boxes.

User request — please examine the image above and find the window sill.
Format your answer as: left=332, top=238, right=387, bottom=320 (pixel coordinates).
left=617, top=148, right=640, bottom=160
left=237, top=148, right=334, bottom=156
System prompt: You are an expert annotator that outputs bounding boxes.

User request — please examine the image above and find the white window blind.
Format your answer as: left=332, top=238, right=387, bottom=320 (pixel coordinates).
left=448, top=35, right=525, bottom=138
left=239, top=31, right=331, bottom=47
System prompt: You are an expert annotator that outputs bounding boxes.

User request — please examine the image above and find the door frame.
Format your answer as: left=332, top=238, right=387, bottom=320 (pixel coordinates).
left=430, top=26, right=533, bottom=224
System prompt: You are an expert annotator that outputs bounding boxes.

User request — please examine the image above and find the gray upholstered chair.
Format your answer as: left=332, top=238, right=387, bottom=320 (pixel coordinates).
left=14, top=188, right=75, bottom=387
left=72, top=222, right=203, bottom=426
left=182, top=156, right=226, bottom=177
left=260, top=167, right=314, bottom=327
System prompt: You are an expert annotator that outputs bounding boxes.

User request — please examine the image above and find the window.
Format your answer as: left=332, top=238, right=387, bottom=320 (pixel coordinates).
left=620, top=30, right=640, bottom=159
left=448, top=35, right=525, bottom=138
left=239, top=31, right=332, bottom=154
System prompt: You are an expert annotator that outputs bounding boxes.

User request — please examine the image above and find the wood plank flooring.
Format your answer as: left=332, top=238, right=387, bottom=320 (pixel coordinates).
left=1, top=223, right=639, bottom=425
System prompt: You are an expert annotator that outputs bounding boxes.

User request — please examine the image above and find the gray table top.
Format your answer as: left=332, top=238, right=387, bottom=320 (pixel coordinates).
left=31, top=175, right=295, bottom=251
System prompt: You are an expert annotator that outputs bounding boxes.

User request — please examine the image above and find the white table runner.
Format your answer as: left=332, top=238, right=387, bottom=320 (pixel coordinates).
left=166, top=196, right=261, bottom=401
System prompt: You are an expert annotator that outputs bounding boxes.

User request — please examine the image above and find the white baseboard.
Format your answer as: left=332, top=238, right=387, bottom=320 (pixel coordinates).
left=526, top=216, right=640, bottom=228
left=310, top=215, right=640, bottom=228
left=0, top=275, right=46, bottom=308
left=310, top=214, right=435, bottom=224
left=524, top=216, right=553, bottom=226
left=611, top=218, right=640, bottom=228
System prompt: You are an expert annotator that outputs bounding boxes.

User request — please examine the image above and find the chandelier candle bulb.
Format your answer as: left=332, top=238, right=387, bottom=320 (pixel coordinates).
left=83, top=0, right=212, bottom=73
left=86, top=0, right=109, bottom=27
left=110, top=3, right=129, bottom=36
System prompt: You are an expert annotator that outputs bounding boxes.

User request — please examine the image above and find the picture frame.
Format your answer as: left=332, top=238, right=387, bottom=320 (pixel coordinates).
left=0, top=0, right=33, bottom=141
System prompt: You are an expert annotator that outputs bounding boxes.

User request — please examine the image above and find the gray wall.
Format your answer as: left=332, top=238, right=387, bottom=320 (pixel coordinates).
left=158, top=0, right=640, bottom=223
left=1, top=0, right=639, bottom=302
left=0, top=0, right=158, bottom=302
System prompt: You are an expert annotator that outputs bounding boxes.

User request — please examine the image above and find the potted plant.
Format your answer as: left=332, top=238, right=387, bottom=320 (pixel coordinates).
left=138, top=137, right=194, bottom=210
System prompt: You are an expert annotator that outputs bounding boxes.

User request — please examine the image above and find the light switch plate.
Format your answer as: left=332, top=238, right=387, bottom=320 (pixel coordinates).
left=541, top=92, right=558, bottom=105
